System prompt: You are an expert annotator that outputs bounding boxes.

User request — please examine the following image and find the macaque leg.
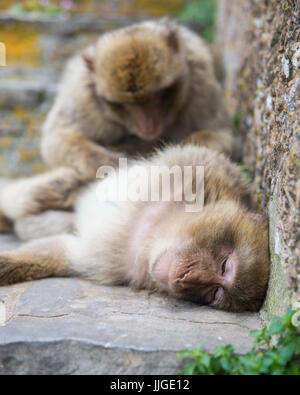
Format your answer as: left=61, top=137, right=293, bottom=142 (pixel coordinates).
left=0, top=167, right=85, bottom=221
left=14, top=210, right=75, bottom=242
left=182, top=129, right=235, bottom=157
left=0, top=234, right=76, bottom=285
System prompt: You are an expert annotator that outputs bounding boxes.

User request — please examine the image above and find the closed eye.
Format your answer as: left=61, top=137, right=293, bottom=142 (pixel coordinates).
left=221, top=258, right=227, bottom=276
left=213, top=287, right=219, bottom=301
left=211, top=287, right=224, bottom=306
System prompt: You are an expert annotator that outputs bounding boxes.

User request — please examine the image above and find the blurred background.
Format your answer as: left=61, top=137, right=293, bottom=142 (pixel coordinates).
left=0, top=0, right=216, bottom=177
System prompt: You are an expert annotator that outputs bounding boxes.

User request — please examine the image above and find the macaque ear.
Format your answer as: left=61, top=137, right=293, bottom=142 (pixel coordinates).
left=165, top=29, right=179, bottom=52
left=82, top=51, right=95, bottom=72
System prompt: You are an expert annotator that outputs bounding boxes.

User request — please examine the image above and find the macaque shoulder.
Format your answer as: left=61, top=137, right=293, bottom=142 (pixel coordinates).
left=43, top=48, right=126, bottom=144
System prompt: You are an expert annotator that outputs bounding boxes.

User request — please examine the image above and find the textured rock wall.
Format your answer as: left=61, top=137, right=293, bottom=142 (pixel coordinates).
left=217, top=0, right=300, bottom=321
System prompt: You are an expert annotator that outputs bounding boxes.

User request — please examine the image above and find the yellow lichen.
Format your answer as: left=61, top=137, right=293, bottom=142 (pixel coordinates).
left=290, top=143, right=300, bottom=167
left=18, top=149, right=38, bottom=162
left=0, top=0, right=14, bottom=11
left=0, top=25, right=41, bottom=68
left=0, top=136, right=14, bottom=149
left=134, top=0, right=183, bottom=16
left=32, top=162, right=47, bottom=174
left=242, top=67, right=251, bottom=79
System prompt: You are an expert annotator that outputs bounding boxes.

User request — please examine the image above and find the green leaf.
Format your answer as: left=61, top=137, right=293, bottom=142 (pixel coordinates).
left=184, top=361, right=197, bottom=375
left=179, top=0, right=216, bottom=25
left=267, top=321, right=286, bottom=337
left=200, top=353, right=211, bottom=368
left=279, top=343, right=295, bottom=363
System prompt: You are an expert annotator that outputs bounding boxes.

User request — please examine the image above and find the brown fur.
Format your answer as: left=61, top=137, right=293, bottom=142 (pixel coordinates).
left=0, top=236, right=71, bottom=285
left=0, top=209, right=13, bottom=234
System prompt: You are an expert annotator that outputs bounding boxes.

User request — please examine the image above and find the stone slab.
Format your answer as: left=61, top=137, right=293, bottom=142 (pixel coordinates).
left=0, top=234, right=20, bottom=252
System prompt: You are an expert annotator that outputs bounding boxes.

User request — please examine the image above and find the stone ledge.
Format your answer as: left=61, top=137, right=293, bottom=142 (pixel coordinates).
left=0, top=13, right=143, bottom=34
left=0, top=79, right=56, bottom=110
left=0, top=14, right=204, bottom=36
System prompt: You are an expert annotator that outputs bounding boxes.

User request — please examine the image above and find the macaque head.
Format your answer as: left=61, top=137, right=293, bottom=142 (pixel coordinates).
left=83, top=23, right=189, bottom=141
left=152, top=202, right=270, bottom=312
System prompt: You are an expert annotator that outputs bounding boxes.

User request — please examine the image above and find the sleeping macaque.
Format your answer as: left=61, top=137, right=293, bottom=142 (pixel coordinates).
left=0, top=18, right=234, bottom=234
left=0, top=145, right=270, bottom=312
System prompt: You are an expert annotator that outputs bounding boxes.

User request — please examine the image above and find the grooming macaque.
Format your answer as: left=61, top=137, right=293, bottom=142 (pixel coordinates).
left=0, top=18, right=234, bottom=232
left=0, top=145, right=269, bottom=312
left=42, top=19, right=234, bottom=173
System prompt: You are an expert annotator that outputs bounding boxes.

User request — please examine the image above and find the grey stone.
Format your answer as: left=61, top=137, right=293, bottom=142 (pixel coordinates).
left=0, top=14, right=143, bottom=35
left=0, top=80, right=56, bottom=110
left=0, top=251, right=262, bottom=374
left=0, top=234, right=20, bottom=252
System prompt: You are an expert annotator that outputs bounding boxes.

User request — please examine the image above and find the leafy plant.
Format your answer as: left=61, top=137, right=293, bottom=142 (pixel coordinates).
left=177, top=309, right=300, bottom=375
left=179, top=0, right=216, bottom=42
left=238, top=164, right=252, bottom=182
left=232, top=111, right=240, bottom=135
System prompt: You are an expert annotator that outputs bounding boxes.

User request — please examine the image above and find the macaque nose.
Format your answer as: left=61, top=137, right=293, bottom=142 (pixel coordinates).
left=126, top=103, right=163, bottom=139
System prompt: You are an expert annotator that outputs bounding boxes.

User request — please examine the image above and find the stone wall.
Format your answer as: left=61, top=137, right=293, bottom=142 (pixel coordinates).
left=217, top=0, right=300, bottom=321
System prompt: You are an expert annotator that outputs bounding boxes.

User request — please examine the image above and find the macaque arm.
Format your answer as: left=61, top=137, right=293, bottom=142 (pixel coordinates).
left=181, top=128, right=235, bottom=157
left=14, top=210, right=75, bottom=242
left=43, top=133, right=123, bottom=181
left=0, top=234, right=75, bottom=285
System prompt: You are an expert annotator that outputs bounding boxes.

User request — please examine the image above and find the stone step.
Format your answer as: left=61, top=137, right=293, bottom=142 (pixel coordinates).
left=0, top=13, right=143, bottom=33
left=0, top=235, right=262, bottom=374
left=0, top=78, right=56, bottom=110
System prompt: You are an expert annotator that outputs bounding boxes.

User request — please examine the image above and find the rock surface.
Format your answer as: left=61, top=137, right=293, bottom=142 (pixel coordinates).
left=0, top=235, right=262, bottom=375
left=217, top=0, right=300, bottom=322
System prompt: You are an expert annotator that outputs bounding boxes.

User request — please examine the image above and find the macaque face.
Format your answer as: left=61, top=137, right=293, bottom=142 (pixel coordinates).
left=152, top=203, right=270, bottom=312
left=154, top=247, right=245, bottom=311
left=102, top=80, right=184, bottom=141
left=88, top=27, right=188, bottom=141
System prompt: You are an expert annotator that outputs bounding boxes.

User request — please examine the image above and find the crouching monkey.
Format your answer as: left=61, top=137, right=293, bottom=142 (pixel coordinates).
left=0, top=18, right=234, bottom=236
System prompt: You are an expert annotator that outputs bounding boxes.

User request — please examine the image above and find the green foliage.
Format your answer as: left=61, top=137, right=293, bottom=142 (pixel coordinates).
left=238, top=164, right=252, bottom=182
left=232, top=111, right=240, bottom=135
left=179, top=0, right=216, bottom=42
left=177, top=309, right=300, bottom=375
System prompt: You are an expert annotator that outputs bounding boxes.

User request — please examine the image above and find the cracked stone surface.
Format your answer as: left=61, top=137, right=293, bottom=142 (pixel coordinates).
left=0, top=235, right=262, bottom=374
